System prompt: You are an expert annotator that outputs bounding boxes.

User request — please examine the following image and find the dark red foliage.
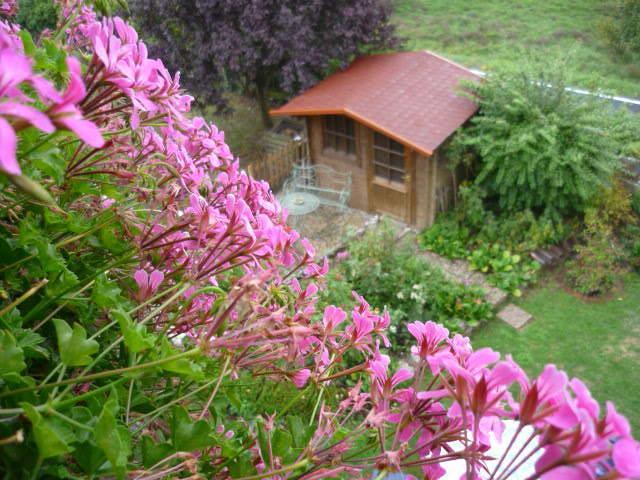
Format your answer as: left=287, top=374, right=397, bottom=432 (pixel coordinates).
left=129, top=0, right=399, bottom=120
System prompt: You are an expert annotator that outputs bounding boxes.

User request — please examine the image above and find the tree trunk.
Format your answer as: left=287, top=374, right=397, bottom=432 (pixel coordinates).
left=255, top=81, right=273, bottom=129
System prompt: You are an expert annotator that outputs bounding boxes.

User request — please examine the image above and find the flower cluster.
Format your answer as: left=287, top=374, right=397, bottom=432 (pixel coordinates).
left=0, top=20, right=103, bottom=176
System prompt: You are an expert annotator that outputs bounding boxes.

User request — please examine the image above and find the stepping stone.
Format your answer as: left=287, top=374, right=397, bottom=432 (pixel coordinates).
left=497, top=304, right=533, bottom=329
left=485, top=287, right=508, bottom=307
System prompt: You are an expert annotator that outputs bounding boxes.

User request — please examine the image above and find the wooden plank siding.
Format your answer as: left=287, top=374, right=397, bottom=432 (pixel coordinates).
left=305, top=114, right=458, bottom=228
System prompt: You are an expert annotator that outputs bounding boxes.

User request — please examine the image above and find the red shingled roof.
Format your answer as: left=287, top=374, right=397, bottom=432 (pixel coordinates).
left=270, top=51, right=480, bottom=156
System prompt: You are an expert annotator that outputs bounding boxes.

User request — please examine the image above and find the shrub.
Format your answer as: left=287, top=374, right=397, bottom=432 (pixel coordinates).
left=455, top=59, right=637, bottom=218
left=594, top=180, right=634, bottom=229
left=565, top=210, right=620, bottom=296
left=631, top=189, right=640, bottom=216
left=600, top=0, right=640, bottom=58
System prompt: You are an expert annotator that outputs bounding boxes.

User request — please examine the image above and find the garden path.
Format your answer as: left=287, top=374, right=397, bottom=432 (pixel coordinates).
left=408, top=233, right=535, bottom=329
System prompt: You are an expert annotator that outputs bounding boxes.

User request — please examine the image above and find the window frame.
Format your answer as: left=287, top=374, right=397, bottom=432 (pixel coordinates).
left=372, top=132, right=406, bottom=187
left=322, top=115, right=357, bottom=158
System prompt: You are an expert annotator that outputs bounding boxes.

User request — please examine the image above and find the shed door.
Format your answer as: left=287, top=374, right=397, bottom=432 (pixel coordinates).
left=368, top=132, right=414, bottom=223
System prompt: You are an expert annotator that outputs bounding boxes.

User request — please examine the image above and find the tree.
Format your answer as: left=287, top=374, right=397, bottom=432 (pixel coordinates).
left=454, top=59, right=639, bottom=219
left=129, top=0, right=399, bottom=127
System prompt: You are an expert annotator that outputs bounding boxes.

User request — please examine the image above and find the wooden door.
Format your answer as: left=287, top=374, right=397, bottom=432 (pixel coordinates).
left=368, top=132, right=414, bottom=223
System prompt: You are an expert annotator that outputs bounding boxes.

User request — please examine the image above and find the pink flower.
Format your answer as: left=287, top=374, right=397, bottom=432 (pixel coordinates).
left=0, top=1, right=16, bottom=17
left=613, top=439, right=640, bottom=477
left=134, top=268, right=164, bottom=301
left=290, top=369, right=311, bottom=389
left=0, top=44, right=55, bottom=175
left=48, top=57, right=104, bottom=147
left=407, top=320, right=449, bottom=360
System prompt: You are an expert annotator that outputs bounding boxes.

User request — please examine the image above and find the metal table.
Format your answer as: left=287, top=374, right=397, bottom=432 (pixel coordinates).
left=280, top=191, right=321, bottom=217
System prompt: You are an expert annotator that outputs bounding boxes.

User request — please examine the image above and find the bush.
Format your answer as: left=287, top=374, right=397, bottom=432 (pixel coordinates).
left=455, top=59, right=638, bottom=218
left=565, top=210, right=621, bottom=296
left=418, top=186, right=565, bottom=295
left=632, top=189, right=640, bottom=216
left=600, top=0, right=640, bottom=58
left=324, top=223, right=493, bottom=350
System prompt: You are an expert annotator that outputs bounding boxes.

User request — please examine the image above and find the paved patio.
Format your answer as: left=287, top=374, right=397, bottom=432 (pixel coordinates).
left=287, top=206, right=377, bottom=257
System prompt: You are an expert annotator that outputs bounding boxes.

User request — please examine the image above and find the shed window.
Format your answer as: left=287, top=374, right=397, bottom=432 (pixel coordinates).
left=323, top=115, right=356, bottom=155
left=373, top=132, right=405, bottom=184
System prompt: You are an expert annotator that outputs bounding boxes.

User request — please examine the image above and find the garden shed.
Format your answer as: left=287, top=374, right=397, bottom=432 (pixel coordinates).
left=270, top=51, right=480, bottom=228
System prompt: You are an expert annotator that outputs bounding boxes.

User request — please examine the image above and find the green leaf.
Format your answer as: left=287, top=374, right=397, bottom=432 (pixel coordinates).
left=19, top=30, right=36, bottom=56
left=21, top=403, right=74, bottom=459
left=73, top=441, right=106, bottom=475
left=141, top=436, right=173, bottom=469
left=271, top=429, right=293, bottom=461
left=286, top=415, right=312, bottom=449
left=95, top=397, right=131, bottom=479
left=172, top=406, right=212, bottom=451
left=112, top=308, right=154, bottom=353
left=92, top=274, right=123, bottom=309
left=15, top=328, right=48, bottom=359
left=53, top=319, right=99, bottom=367
left=158, top=338, right=204, bottom=379
left=0, top=330, right=26, bottom=375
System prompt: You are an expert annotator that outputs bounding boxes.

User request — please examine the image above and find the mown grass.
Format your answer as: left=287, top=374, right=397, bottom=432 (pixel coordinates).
left=472, top=273, right=640, bottom=433
left=393, top=0, right=640, bottom=98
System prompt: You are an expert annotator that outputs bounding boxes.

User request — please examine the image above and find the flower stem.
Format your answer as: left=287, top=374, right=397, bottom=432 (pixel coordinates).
left=0, top=348, right=201, bottom=399
left=236, top=459, right=310, bottom=480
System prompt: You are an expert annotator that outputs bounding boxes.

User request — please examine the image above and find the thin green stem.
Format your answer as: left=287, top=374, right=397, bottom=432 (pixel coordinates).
left=236, top=459, right=310, bottom=480
left=131, top=379, right=217, bottom=433
left=0, top=348, right=201, bottom=399
left=0, top=279, right=48, bottom=317
left=47, top=408, right=93, bottom=432
left=29, top=456, right=42, bottom=480
left=198, top=355, right=231, bottom=420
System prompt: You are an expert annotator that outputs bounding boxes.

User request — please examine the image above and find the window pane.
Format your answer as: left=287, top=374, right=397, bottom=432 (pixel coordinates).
left=374, top=148, right=387, bottom=164
left=347, top=139, right=356, bottom=154
left=391, top=139, right=404, bottom=154
left=375, top=164, right=388, bottom=179
left=391, top=153, right=404, bottom=170
left=391, top=169, right=404, bottom=183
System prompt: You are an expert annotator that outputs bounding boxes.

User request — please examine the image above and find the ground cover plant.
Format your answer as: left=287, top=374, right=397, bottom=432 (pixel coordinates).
left=1, top=1, right=640, bottom=479
left=393, top=0, right=640, bottom=98
left=419, top=186, right=554, bottom=296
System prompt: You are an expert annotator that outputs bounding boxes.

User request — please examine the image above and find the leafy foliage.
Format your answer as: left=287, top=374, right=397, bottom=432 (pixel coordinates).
left=565, top=209, right=621, bottom=296
left=129, top=0, right=399, bottom=124
left=600, top=0, right=640, bottom=58
left=419, top=186, right=559, bottom=295
left=1, top=3, right=639, bottom=479
left=454, top=60, right=638, bottom=218
left=15, top=0, right=58, bottom=35
left=323, top=222, right=493, bottom=349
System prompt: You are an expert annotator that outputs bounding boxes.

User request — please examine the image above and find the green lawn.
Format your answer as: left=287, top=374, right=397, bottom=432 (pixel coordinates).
left=393, top=0, right=640, bottom=98
left=472, top=273, right=640, bottom=433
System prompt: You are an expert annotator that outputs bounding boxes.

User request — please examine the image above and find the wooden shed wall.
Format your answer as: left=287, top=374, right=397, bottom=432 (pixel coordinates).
left=306, top=115, right=456, bottom=228
left=307, top=116, right=370, bottom=212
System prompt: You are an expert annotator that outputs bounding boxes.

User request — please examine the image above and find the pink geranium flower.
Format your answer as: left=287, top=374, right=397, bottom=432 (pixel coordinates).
left=48, top=57, right=104, bottom=148
left=134, top=268, right=164, bottom=301
left=290, top=369, right=311, bottom=389
left=613, top=439, right=640, bottom=478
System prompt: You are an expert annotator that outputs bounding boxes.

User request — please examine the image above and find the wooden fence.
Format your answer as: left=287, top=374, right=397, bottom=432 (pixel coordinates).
left=247, top=139, right=309, bottom=191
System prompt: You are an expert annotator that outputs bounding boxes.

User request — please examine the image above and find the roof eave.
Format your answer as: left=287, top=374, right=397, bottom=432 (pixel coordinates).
left=269, top=107, right=435, bottom=156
